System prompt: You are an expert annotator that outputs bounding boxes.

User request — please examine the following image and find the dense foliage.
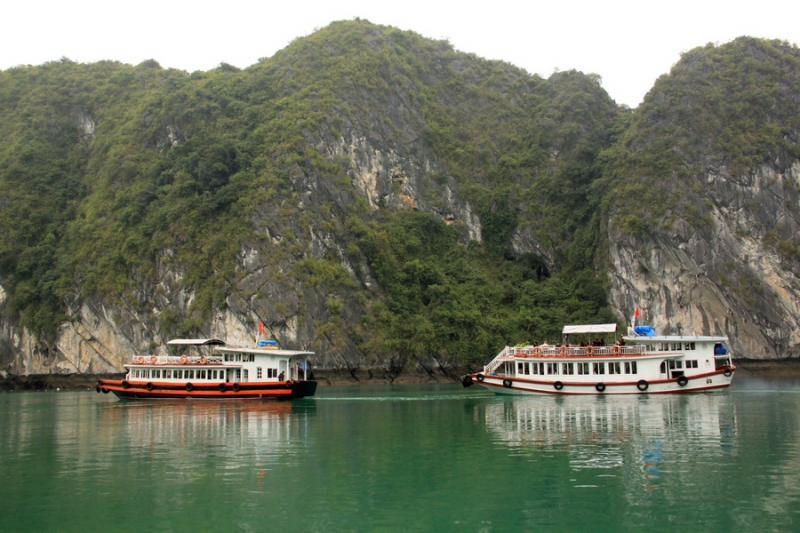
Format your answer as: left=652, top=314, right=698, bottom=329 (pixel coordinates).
left=4, top=23, right=794, bottom=366
left=598, top=37, right=800, bottom=237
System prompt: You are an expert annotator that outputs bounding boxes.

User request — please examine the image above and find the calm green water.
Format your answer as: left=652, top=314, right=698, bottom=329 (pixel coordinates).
left=1, top=377, right=799, bottom=532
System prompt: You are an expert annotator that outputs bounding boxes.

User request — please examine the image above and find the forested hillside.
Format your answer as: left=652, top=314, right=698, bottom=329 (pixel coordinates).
left=1, top=22, right=799, bottom=377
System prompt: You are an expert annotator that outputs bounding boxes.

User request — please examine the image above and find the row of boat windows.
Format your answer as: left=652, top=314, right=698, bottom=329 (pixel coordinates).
left=661, top=360, right=702, bottom=371
left=516, top=361, right=638, bottom=376
left=223, top=353, right=256, bottom=362
left=129, top=368, right=281, bottom=381
left=651, top=343, right=696, bottom=351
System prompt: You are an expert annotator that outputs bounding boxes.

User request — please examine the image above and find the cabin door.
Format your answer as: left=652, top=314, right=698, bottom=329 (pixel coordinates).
left=659, top=360, right=669, bottom=379
left=280, top=360, right=289, bottom=380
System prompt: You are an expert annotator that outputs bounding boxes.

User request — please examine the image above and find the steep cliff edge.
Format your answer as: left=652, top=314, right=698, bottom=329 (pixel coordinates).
left=602, top=38, right=800, bottom=358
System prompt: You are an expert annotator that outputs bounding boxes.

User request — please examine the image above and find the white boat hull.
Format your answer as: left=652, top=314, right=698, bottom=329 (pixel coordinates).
left=469, top=368, right=734, bottom=395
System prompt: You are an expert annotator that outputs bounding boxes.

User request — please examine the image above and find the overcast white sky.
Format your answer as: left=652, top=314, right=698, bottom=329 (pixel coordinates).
left=2, top=0, right=799, bottom=107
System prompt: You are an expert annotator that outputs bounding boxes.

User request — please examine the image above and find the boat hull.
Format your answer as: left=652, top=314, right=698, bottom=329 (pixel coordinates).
left=96, top=379, right=317, bottom=400
left=466, top=368, right=734, bottom=395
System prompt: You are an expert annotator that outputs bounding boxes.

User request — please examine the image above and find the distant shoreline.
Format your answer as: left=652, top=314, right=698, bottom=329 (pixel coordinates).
left=2, top=360, right=797, bottom=391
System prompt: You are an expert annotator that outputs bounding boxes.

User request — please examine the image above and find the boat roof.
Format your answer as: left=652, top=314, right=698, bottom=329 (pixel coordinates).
left=625, top=335, right=728, bottom=342
left=216, top=346, right=314, bottom=357
left=167, top=338, right=226, bottom=346
left=562, top=324, right=617, bottom=334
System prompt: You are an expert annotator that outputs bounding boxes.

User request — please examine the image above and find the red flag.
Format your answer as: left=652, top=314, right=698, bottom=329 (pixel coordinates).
left=634, top=307, right=641, bottom=318
left=258, top=320, right=265, bottom=335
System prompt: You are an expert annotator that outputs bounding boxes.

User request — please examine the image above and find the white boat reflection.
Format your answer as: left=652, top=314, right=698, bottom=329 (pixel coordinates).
left=482, top=393, right=737, bottom=476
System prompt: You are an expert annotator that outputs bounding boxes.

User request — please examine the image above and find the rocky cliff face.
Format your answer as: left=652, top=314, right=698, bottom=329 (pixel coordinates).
left=2, top=30, right=800, bottom=378
left=603, top=38, right=800, bottom=359
left=607, top=159, right=800, bottom=359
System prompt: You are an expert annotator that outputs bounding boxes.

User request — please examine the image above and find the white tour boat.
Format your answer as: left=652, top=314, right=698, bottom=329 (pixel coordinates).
left=462, top=324, right=735, bottom=395
left=97, top=338, right=317, bottom=400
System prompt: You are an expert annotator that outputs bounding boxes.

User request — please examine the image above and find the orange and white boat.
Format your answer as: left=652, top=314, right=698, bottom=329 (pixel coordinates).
left=97, top=338, right=317, bottom=400
left=462, top=324, right=735, bottom=395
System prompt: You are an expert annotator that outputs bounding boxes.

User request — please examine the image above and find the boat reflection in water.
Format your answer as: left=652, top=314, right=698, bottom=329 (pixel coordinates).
left=481, top=393, right=737, bottom=490
left=92, top=399, right=315, bottom=486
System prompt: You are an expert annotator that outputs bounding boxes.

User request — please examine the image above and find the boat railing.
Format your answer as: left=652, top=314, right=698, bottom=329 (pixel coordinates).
left=130, top=355, right=224, bottom=365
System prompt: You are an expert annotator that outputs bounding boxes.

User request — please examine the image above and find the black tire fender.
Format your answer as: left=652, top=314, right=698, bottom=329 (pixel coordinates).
left=185, top=382, right=193, bottom=391
left=462, top=375, right=473, bottom=387
left=502, top=379, right=512, bottom=388
left=554, top=381, right=564, bottom=391
left=677, top=375, right=689, bottom=387
left=595, top=382, right=606, bottom=393
left=102, top=388, right=109, bottom=394
left=145, top=382, right=153, bottom=391
left=218, top=382, right=227, bottom=392
left=121, top=380, right=130, bottom=389
left=232, top=382, right=241, bottom=392
left=476, top=374, right=485, bottom=382
left=723, top=368, right=732, bottom=377
left=637, top=379, right=649, bottom=392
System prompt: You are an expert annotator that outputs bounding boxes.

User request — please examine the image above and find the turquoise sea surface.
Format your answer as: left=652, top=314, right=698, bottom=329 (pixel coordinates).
left=1, top=376, right=799, bottom=532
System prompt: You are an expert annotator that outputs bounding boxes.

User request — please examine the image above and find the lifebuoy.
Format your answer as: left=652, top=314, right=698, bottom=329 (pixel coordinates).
left=462, top=375, right=473, bottom=387
left=502, top=379, right=512, bottom=388
left=585, top=345, right=594, bottom=356
left=532, top=347, right=542, bottom=356
left=232, top=382, right=241, bottom=392
left=637, top=379, right=649, bottom=392
left=150, top=356, right=158, bottom=364
left=145, top=382, right=153, bottom=391
left=122, top=380, right=130, bottom=389
left=595, top=382, right=606, bottom=392
left=218, top=382, right=227, bottom=392
left=723, top=368, right=733, bottom=377
left=558, top=345, right=569, bottom=356
left=180, top=355, right=188, bottom=364
left=677, top=375, right=689, bottom=387
left=199, top=357, right=207, bottom=365
left=134, top=356, right=145, bottom=364
left=185, top=382, right=193, bottom=391
left=612, top=345, right=621, bottom=356
left=554, top=381, right=564, bottom=391
left=476, top=374, right=485, bottom=382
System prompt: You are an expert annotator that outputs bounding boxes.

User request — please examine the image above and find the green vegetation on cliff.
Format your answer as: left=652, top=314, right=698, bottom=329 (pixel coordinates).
left=5, top=23, right=796, bottom=367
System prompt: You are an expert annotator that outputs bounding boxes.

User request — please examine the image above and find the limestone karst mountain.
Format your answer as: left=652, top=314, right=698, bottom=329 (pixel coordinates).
left=1, top=21, right=799, bottom=378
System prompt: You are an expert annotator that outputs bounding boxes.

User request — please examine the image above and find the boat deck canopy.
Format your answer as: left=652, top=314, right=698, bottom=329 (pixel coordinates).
left=562, top=324, right=618, bottom=335
left=166, top=339, right=226, bottom=346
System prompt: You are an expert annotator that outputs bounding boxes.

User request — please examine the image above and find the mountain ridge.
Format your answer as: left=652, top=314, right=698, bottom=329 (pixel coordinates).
left=1, top=22, right=799, bottom=377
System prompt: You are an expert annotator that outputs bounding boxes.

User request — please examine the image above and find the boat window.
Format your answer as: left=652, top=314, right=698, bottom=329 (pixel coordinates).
left=524, top=363, right=530, bottom=375
left=660, top=361, right=667, bottom=373
left=562, top=363, right=574, bottom=375
left=189, top=370, right=195, bottom=379
left=518, top=362, right=525, bottom=374
left=235, top=369, right=241, bottom=381
left=675, top=361, right=683, bottom=369
left=547, top=363, right=559, bottom=375
left=691, top=343, right=696, bottom=350
left=243, top=369, right=249, bottom=382
left=532, top=363, right=539, bottom=375
left=686, top=360, right=698, bottom=368
left=669, top=361, right=676, bottom=369
left=577, top=362, right=589, bottom=375
left=608, top=362, right=621, bottom=374
left=593, top=362, right=605, bottom=375
left=257, top=367, right=263, bottom=379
